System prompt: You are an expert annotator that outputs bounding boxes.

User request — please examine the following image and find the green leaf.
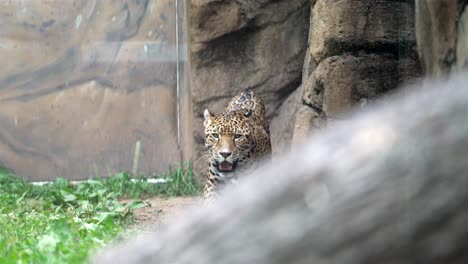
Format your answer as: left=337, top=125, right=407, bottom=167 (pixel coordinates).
left=61, top=191, right=77, bottom=202
left=37, top=234, right=58, bottom=253
left=95, top=212, right=118, bottom=224
left=129, top=200, right=147, bottom=210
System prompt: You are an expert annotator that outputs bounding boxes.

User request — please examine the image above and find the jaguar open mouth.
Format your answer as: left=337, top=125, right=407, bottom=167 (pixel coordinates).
left=215, top=160, right=238, bottom=172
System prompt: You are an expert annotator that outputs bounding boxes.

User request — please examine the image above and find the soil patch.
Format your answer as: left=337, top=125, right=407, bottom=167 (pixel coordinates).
left=120, top=196, right=202, bottom=232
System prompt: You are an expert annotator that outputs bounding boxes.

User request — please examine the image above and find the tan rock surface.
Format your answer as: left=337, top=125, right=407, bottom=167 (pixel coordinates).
left=293, top=0, right=421, bottom=141
left=291, top=105, right=323, bottom=146
left=303, top=54, right=420, bottom=119
left=458, top=7, right=468, bottom=69
left=311, top=0, right=415, bottom=62
left=415, top=0, right=468, bottom=76
left=270, top=85, right=303, bottom=157
left=0, top=0, right=185, bottom=180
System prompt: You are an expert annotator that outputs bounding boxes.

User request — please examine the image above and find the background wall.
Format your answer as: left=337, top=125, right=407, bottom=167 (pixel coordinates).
left=415, top=0, right=468, bottom=77
left=189, top=0, right=423, bottom=179
left=0, top=0, right=189, bottom=180
left=189, top=0, right=311, bottom=177
left=3, top=0, right=467, bottom=182
left=292, top=0, right=421, bottom=144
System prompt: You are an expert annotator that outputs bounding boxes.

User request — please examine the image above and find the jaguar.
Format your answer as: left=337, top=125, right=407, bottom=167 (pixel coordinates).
left=203, top=88, right=272, bottom=200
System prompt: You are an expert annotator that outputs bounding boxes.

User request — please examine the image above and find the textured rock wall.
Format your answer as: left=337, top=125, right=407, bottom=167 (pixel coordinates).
left=190, top=0, right=311, bottom=177
left=293, top=0, right=421, bottom=144
left=415, top=0, right=468, bottom=76
left=0, top=0, right=187, bottom=180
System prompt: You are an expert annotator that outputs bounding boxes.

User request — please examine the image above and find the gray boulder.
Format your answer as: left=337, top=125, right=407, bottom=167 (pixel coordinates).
left=94, top=72, right=468, bottom=264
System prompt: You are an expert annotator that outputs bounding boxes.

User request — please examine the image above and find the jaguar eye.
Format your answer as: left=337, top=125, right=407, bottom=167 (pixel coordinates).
left=234, top=134, right=243, bottom=140
left=212, top=133, right=219, bottom=139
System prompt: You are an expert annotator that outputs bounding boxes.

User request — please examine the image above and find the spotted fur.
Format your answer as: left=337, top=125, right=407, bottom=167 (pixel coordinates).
left=203, top=88, right=272, bottom=200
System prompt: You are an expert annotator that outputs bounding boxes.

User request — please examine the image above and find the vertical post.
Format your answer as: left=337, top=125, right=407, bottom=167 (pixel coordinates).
left=176, top=0, right=193, bottom=166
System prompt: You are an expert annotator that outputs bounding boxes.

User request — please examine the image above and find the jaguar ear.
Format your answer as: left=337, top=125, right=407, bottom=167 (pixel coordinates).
left=244, top=108, right=253, bottom=118
left=204, top=109, right=214, bottom=127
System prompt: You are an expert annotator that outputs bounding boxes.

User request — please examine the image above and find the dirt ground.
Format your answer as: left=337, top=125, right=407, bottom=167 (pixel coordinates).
left=120, top=196, right=202, bottom=232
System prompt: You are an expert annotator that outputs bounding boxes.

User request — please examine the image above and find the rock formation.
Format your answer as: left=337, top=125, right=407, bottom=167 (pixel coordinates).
left=292, top=0, right=421, bottom=144
left=415, top=0, right=468, bottom=76
left=189, top=0, right=311, bottom=176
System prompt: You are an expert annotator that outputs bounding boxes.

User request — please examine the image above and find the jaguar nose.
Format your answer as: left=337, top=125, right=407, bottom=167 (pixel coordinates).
left=219, top=152, right=232, bottom=158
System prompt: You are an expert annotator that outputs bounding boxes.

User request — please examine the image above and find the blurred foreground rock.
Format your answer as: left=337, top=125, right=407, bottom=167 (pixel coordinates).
left=94, top=73, right=468, bottom=264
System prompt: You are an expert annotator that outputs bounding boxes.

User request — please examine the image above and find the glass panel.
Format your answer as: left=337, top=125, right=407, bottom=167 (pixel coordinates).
left=0, top=0, right=188, bottom=180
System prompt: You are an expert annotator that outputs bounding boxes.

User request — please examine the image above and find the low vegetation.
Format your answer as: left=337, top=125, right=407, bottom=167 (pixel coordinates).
left=0, top=164, right=201, bottom=264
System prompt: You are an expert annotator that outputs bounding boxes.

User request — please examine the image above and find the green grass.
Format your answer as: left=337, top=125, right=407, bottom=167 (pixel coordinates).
left=0, top=164, right=201, bottom=264
left=102, top=163, right=201, bottom=198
